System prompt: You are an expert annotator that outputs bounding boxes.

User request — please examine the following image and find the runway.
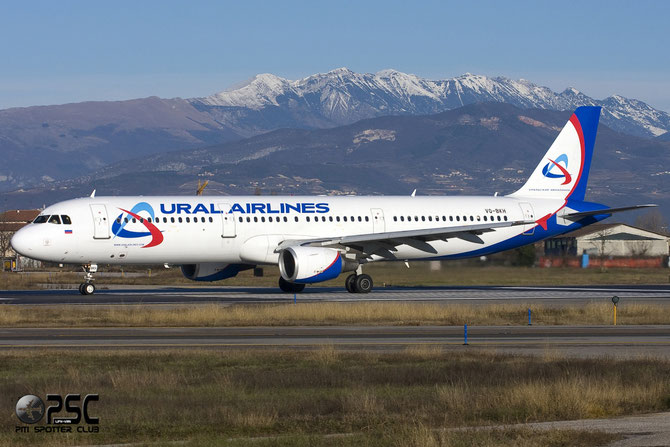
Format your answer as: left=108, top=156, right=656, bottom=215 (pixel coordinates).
left=1, top=325, right=669, bottom=357
left=2, top=284, right=670, bottom=306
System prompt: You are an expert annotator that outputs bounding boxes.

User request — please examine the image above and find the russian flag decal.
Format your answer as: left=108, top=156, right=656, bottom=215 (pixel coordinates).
left=64, top=229, right=73, bottom=234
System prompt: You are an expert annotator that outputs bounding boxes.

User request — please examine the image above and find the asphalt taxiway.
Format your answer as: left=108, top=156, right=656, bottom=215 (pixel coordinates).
left=1, top=325, right=669, bottom=357
left=1, top=284, right=670, bottom=306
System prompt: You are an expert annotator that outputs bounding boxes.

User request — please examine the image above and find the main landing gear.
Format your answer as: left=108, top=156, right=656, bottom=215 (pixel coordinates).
left=345, top=273, right=373, bottom=294
left=79, top=264, right=97, bottom=295
left=278, top=276, right=305, bottom=293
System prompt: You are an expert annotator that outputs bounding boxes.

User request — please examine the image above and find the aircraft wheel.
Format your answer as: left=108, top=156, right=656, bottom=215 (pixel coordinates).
left=354, top=274, right=373, bottom=294
left=81, top=283, right=95, bottom=295
left=78, top=283, right=85, bottom=295
left=345, top=274, right=357, bottom=293
left=278, top=277, right=305, bottom=293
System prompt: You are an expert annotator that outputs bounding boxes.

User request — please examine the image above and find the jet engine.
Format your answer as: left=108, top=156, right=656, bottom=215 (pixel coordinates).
left=278, top=246, right=357, bottom=284
left=180, top=263, right=252, bottom=281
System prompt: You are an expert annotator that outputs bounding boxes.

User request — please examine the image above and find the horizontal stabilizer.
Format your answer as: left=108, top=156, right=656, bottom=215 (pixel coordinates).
left=564, top=204, right=657, bottom=221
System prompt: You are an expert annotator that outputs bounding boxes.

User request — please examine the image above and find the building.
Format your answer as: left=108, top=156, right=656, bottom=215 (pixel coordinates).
left=0, top=209, right=41, bottom=270
left=542, top=223, right=669, bottom=268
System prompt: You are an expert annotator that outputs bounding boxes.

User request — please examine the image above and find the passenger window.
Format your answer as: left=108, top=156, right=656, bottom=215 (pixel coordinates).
left=178, top=217, right=182, bottom=223
left=483, top=216, right=487, bottom=221
left=343, top=216, right=347, bottom=222
left=456, top=216, right=460, bottom=221
left=239, top=217, right=243, bottom=223
left=428, top=216, right=432, bottom=222
left=365, top=216, right=369, bottom=222
left=504, top=216, right=508, bottom=221
left=393, top=216, right=397, bottom=222
left=306, top=216, right=311, bottom=222
left=48, top=215, right=61, bottom=224
left=329, top=216, right=333, bottom=222
left=116, top=218, right=121, bottom=224
left=284, top=216, right=288, bottom=222
left=336, top=216, right=340, bottom=222
left=201, top=217, right=205, bottom=223
left=449, top=216, right=453, bottom=222
left=132, top=218, right=137, bottom=223
left=33, top=215, right=49, bottom=224
left=357, top=216, right=362, bottom=222
left=254, top=217, right=258, bottom=222
left=124, top=218, right=129, bottom=223
left=209, top=217, right=213, bottom=223
left=261, top=217, right=266, bottom=223
left=247, top=217, right=251, bottom=223
left=186, top=217, right=190, bottom=223
left=295, top=216, right=299, bottom=222
left=61, top=215, right=72, bottom=225
left=414, top=216, right=419, bottom=222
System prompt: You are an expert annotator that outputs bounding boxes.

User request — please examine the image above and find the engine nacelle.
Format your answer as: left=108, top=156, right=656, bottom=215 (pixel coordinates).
left=180, top=263, right=252, bottom=282
left=279, top=246, right=357, bottom=284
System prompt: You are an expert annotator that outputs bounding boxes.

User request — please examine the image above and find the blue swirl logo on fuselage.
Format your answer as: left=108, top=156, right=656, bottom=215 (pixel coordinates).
left=111, top=202, right=164, bottom=248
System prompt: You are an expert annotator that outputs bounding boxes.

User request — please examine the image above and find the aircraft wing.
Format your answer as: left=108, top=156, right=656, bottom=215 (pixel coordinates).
left=562, top=204, right=657, bottom=221
left=275, top=219, right=533, bottom=260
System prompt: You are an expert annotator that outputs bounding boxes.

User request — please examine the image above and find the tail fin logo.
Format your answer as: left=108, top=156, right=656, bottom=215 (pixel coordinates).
left=541, top=154, right=572, bottom=185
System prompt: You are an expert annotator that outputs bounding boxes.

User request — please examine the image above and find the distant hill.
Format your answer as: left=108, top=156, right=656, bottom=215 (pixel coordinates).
left=4, top=103, right=670, bottom=223
left=1, top=68, right=669, bottom=193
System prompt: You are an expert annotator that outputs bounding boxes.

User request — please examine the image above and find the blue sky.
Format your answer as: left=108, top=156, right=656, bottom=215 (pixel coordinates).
left=1, top=0, right=668, bottom=110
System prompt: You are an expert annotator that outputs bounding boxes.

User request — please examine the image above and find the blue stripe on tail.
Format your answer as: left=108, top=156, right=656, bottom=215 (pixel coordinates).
left=570, top=106, right=601, bottom=202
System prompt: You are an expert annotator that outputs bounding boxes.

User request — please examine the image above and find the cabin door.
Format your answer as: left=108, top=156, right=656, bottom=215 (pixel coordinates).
left=90, top=204, right=111, bottom=239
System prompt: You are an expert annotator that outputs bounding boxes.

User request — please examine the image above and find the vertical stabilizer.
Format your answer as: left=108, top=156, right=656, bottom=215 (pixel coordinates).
left=509, top=106, right=601, bottom=201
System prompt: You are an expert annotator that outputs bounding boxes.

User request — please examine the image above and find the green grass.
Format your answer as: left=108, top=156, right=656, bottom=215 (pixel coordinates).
left=0, top=349, right=665, bottom=446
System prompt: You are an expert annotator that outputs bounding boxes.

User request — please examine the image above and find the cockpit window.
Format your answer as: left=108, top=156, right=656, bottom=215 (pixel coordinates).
left=61, top=215, right=72, bottom=225
left=48, top=215, right=61, bottom=224
left=33, top=215, right=49, bottom=224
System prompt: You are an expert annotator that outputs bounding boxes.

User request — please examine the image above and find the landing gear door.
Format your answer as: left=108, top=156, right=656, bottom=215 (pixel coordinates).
left=218, top=203, right=236, bottom=238
left=90, top=204, right=110, bottom=239
left=519, top=202, right=535, bottom=235
left=371, top=208, right=385, bottom=233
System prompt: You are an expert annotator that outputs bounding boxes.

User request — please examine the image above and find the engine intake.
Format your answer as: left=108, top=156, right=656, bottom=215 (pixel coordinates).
left=279, top=246, right=357, bottom=284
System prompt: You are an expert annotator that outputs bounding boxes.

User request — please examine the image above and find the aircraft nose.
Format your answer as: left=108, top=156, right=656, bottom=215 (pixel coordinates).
left=11, top=228, right=33, bottom=257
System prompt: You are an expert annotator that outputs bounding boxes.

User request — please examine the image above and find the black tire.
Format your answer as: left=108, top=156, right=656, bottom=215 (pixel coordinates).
left=78, top=283, right=85, bottom=295
left=354, top=274, right=373, bottom=293
left=278, top=277, right=305, bottom=293
left=83, top=283, right=96, bottom=295
left=345, top=274, right=357, bottom=293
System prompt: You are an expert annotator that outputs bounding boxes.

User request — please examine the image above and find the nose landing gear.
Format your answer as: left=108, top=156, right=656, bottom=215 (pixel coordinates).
left=79, top=264, right=97, bottom=295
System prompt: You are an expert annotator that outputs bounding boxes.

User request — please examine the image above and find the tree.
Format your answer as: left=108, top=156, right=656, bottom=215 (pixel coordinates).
left=588, top=227, right=613, bottom=272
left=0, top=231, right=11, bottom=271
left=635, top=210, right=668, bottom=235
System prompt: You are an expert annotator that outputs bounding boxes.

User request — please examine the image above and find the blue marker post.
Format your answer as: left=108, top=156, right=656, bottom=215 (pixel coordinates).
left=528, top=308, right=532, bottom=326
left=294, top=293, right=297, bottom=304
left=463, top=324, right=468, bottom=345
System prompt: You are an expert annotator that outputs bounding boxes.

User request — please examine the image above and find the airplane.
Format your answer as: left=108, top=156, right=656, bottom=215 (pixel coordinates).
left=11, top=106, right=655, bottom=295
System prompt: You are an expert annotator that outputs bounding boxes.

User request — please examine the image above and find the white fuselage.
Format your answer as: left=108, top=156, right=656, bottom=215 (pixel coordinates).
left=11, top=195, right=563, bottom=265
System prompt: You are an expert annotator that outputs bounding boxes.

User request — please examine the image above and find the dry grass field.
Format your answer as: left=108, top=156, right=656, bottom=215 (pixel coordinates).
left=3, top=348, right=663, bottom=446
left=2, top=263, right=669, bottom=290
left=1, top=301, right=668, bottom=327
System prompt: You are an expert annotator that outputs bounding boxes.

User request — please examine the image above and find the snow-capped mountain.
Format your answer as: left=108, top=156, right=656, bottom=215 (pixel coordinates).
left=190, top=68, right=670, bottom=138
